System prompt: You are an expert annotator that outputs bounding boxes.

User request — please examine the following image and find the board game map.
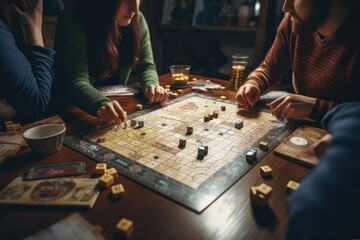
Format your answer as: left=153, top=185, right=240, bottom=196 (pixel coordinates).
left=65, top=93, right=293, bottom=212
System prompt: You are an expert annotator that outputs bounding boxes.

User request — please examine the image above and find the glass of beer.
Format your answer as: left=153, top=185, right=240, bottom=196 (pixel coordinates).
left=229, top=54, right=249, bottom=90
left=170, top=65, right=190, bottom=89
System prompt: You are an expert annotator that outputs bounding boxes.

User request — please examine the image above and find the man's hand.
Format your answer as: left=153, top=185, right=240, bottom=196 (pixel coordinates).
left=235, top=83, right=261, bottom=110
left=96, top=100, right=125, bottom=124
left=270, top=93, right=316, bottom=120
left=144, top=85, right=169, bottom=104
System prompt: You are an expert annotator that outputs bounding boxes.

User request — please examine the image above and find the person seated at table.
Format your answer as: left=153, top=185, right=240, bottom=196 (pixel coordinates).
left=287, top=102, right=360, bottom=239
left=235, top=0, right=359, bottom=122
left=51, top=0, right=168, bottom=124
left=0, top=0, right=55, bottom=121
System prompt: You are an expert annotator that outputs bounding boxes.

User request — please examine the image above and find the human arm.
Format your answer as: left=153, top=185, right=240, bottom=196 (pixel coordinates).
left=236, top=14, right=292, bottom=109
left=0, top=20, right=54, bottom=120
left=137, top=13, right=168, bottom=104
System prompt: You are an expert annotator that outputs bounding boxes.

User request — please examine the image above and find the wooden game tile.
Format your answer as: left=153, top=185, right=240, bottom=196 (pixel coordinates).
left=136, top=104, right=143, bottom=110
left=98, top=174, right=114, bottom=188
left=111, top=184, right=125, bottom=198
left=205, top=79, right=211, bottom=83
left=259, top=141, right=269, bottom=151
left=116, top=218, right=134, bottom=237
left=257, top=183, right=273, bottom=198
left=220, top=86, right=226, bottom=90
left=260, top=165, right=272, bottom=178
left=286, top=180, right=300, bottom=193
left=220, top=96, right=226, bottom=99
left=95, top=163, right=107, bottom=175
left=106, top=167, right=118, bottom=178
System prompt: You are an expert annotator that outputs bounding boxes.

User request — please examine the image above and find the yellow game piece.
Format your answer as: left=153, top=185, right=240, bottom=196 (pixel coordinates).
left=116, top=218, right=134, bottom=237
left=259, top=141, right=269, bottom=151
left=165, top=85, right=171, bottom=89
left=106, top=167, right=118, bottom=178
left=177, top=89, right=184, bottom=94
left=98, top=174, right=114, bottom=188
left=260, top=165, right=272, bottom=178
left=220, top=86, right=226, bottom=90
left=250, top=186, right=267, bottom=207
left=220, top=96, right=226, bottom=99
left=286, top=180, right=300, bottom=193
left=136, top=104, right=143, bottom=110
left=192, top=77, right=198, bottom=81
left=171, top=92, right=178, bottom=98
left=95, top=163, right=107, bottom=175
left=111, top=184, right=125, bottom=198
left=205, top=79, right=211, bottom=83
left=97, top=137, right=106, bottom=143
left=257, top=183, right=273, bottom=199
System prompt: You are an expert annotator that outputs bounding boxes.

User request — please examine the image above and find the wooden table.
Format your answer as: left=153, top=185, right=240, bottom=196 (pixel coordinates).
left=0, top=74, right=309, bottom=240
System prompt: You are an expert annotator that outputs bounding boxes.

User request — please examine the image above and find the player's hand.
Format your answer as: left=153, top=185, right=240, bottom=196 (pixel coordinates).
left=96, top=100, right=125, bottom=124
left=312, top=133, right=332, bottom=159
left=269, top=93, right=316, bottom=121
left=144, top=85, right=169, bottom=104
left=235, top=83, right=261, bottom=110
left=10, top=0, right=44, bottom=46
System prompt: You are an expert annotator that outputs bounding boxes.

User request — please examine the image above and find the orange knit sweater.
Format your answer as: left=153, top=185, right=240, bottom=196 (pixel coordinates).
left=246, top=10, right=360, bottom=120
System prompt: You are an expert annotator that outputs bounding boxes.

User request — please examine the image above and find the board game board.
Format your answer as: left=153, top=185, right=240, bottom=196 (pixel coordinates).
left=65, top=93, right=292, bottom=212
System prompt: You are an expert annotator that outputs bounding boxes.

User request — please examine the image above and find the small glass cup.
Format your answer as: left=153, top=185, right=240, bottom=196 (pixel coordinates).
left=229, top=54, right=249, bottom=90
left=170, top=65, right=190, bottom=89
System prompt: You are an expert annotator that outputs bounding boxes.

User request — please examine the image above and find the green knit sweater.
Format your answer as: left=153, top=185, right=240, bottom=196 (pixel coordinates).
left=52, top=9, right=158, bottom=116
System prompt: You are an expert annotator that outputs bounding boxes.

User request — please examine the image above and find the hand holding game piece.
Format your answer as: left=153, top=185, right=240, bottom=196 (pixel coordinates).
left=144, top=85, right=169, bottom=104
left=235, top=83, right=261, bottom=111
left=96, top=100, right=125, bottom=124
left=269, top=93, right=316, bottom=121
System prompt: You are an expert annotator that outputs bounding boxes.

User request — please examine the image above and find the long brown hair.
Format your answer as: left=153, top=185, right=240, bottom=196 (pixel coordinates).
left=77, top=0, right=141, bottom=80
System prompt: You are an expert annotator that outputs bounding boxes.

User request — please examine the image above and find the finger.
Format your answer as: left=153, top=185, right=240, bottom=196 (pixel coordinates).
left=97, top=107, right=112, bottom=123
left=104, top=102, right=120, bottom=124
left=10, top=4, right=24, bottom=15
left=244, top=87, right=257, bottom=107
left=156, top=87, right=165, bottom=102
left=146, top=86, right=155, bottom=104
left=112, top=101, right=125, bottom=122
left=153, top=86, right=161, bottom=103
left=236, top=87, right=249, bottom=110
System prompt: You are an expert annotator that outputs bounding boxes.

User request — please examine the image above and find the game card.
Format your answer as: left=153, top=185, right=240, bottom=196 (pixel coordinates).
left=23, top=162, right=86, bottom=181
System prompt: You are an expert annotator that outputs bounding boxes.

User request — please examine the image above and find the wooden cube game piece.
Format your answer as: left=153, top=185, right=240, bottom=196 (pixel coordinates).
left=136, top=104, right=143, bottom=110
left=257, top=183, right=273, bottom=199
left=97, top=137, right=106, bottom=143
left=220, top=96, right=226, bottom=99
left=250, top=186, right=268, bottom=207
left=106, top=167, right=118, bottom=178
left=220, top=86, right=226, bottom=90
left=98, top=174, right=114, bottom=188
left=95, top=163, right=107, bottom=175
left=116, top=218, right=134, bottom=237
left=235, top=121, right=243, bottom=129
left=221, top=105, right=226, bottom=111
left=111, top=184, right=125, bottom=198
left=286, top=180, right=300, bottom=193
left=186, top=126, right=193, bottom=135
left=138, top=120, right=144, bottom=128
left=260, top=165, right=273, bottom=178
left=259, top=141, right=269, bottom=151
left=171, top=92, right=178, bottom=98
left=179, top=139, right=186, bottom=148
left=130, top=119, right=137, bottom=127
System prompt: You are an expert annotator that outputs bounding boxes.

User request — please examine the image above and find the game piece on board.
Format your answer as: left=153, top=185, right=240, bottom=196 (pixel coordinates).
left=235, top=120, right=243, bottom=129
left=204, top=116, right=209, bottom=122
left=246, top=150, right=256, bottom=161
left=136, top=104, right=143, bottom=110
left=205, top=79, right=211, bottom=83
left=106, top=167, right=118, bottom=178
left=98, top=174, right=114, bottom=188
left=111, top=184, right=125, bottom=198
left=208, top=114, right=213, bottom=121
left=260, top=165, right=272, bottom=178
left=221, top=105, right=226, bottom=111
left=203, top=146, right=208, bottom=156
left=259, top=141, right=269, bottom=151
left=220, top=96, right=226, bottom=99
left=213, top=111, right=219, bottom=118
left=95, top=163, right=107, bottom=175
left=97, top=137, right=106, bottom=143
left=177, top=89, right=184, bottom=94
left=220, top=86, right=226, bottom=90
left=138, top=120, right=144, bottom=128
left=197, top=146, right=207, bottom=159
left=250, top=186, right=268, bottom=207
left=116, top=218, right=134, bottom=237
left=286, top=180, right=300, bottom=193
left=179, top=139, right=186, bottom=148
left=186, top=126, right=193, bottom=135
left=130, top=119, right=137, bottom=127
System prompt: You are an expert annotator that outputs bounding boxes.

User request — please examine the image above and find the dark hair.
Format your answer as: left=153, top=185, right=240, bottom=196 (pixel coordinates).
left=4, top=0, right=34, bottom=11
left=77, top=0, right=141, bottom=80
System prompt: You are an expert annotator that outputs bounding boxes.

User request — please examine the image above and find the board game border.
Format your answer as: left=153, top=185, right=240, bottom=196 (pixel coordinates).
left=65, top=93, right=293, bottom=212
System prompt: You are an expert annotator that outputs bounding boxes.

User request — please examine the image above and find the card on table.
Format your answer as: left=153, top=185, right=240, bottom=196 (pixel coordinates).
left=23, top=162, right=86, bottom=181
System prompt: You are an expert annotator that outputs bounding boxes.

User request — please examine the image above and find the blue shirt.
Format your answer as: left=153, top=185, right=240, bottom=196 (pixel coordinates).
left=0, top=19, right=55, bottom=121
